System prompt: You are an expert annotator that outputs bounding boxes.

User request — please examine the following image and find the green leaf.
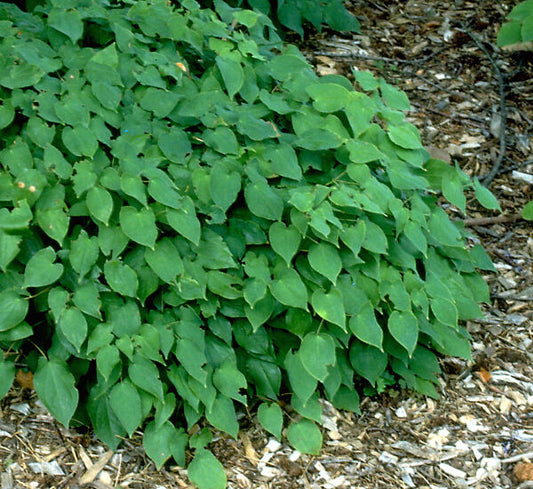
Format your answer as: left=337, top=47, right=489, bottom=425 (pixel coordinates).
left=213, top=360, right=247, bottom=405
left=35, top=187, right=69, bottom=245
left=59, top=308, right=88, bottom=352
left=119, top=206, right=157, bottom=249
left=269, top=222, right=301, bottom=266
left=120, top=174, right=147, bottom=207
left=245, top=180, right=283, bottom=220
left=104, top=260, right=138, bottom=298
left=129, top=354, right=164, bottom=401
left=362, top=219, right=388, bottom=254
left=307, top=82, right=351, bottom=113
left=287, top=419, right=322, bottom=455
left=210, top=160, right=241, bottom=211
left=431, top=298, right=458, bottom=328
left=292, top=391, right=322, bottom=422
left=270, top=268, right=308, bottom=310
left=349, top=341, right=387, bottom=385
left=473, top=178, right=501, bottom=211
left=245, top=357, right=281, bottom=400
left=73, top=282, right=101, bottom=319
left=427, top=208, right=462, bottom=247
left=0, top=290, right=28, bottom=332
left=380, top=81, right=410, bottom=110
left=0, top=360, right=15, bottom=399
left=388, top=123, right=422, bottom=149
left=206, top=394, right=239, bottom=438
left=69, top=230, right=99, bottom=278
left=349, top=302, right=383, bottom=350
left=498, top=20, right=522, bottom=46
left=62, top=126, right=98, bottom=158
left=523, top=199, right=533, bottom=220
left=110, top=380, right=143, bottom=437
left=264, top=143, right=302, bottom=180
left=299, top=333, right=336, bottom=382
left=24, top=247, right=63, bottom=288
left=404, top=220, right=427, bottom=256
left=216, top=55, right=244, bottom=99
left=144, top=420, right=188, bottom=469
left=244, top=293, right=274, bottom=331
left=388, top=310, right=418, bottom=357
left=148, top=176, right=182, bottom=209
left=284, top=350, right=318, bottom=404
left=158, top=128, right=192, bottom=163
left=345, top=140, right=384, bottom=163
left=91, top=82, right=122, bottom=111
left=257, top=402, right=283, bottom=440
left=48, top=9, right=84, bottom=43
left=311, top=288, right=346, bottom=330
left=0, top=100, right=15, bottom=130
left=96, top=345, right=121, bottom=382
left=85, top=186, right=113, bottom=226
left=0, top=231, right=21, bottom=271
left=140, top=88, right=180, bottom=118
left=308, top=242, right=342, bottom=285
left=175, top=338, right=207, bottom=386
left=27, top=117, right=55, bottom=148
left=442, top=177, right=466, bottom=213
left=145, top=238, right=183, bottom=284
left=34, top=358, right=78, bottom=427
left=188, top=448, right=227, bottom=489
left=166, top=198, right=201, bottom=246
left=90, top=43, right=119, bottom=68
left=0, top=201, right=32, bottom=232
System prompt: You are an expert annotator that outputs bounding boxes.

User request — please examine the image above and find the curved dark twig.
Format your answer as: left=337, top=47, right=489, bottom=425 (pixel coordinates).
left=459, top=28, right=508, bottom=187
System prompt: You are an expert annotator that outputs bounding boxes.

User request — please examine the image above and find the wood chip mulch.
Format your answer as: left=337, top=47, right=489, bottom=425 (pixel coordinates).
left=1, top=0, right=532, bottom=488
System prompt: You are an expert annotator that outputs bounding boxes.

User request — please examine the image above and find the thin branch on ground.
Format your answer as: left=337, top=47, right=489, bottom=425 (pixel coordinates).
left=462, top=213, right=523, bottom=226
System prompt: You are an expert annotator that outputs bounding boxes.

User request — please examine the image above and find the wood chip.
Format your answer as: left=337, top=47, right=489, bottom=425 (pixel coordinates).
left=78, top=450, right=114, bottom=485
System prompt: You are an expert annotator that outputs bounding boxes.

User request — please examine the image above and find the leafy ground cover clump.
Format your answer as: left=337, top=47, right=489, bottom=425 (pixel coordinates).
left=0, top=0, right=498, bottom=487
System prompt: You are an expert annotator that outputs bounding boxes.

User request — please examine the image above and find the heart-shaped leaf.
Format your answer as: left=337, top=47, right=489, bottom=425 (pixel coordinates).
left=311, top=288, right=346, bottom=330
left=119, top=206, right=157, bottom=249
left=269, top=221, right=301, bottom=265
left=299, top=333, right=336, bottom=382
left=287, top=419, right=322, bottom=455
left=24, top=247, right=64, bottom=287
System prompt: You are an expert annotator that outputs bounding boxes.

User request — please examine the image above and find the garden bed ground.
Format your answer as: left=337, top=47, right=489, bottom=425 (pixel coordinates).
left=1, top=0, right=532, bottom=488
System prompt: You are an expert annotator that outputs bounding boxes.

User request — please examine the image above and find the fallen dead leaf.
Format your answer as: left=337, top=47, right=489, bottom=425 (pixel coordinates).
left=514, top=462, right=533, bottom=482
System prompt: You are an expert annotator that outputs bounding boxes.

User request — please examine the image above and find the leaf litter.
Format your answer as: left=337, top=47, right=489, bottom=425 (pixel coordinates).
left=1, top=0, right=532, bottom=487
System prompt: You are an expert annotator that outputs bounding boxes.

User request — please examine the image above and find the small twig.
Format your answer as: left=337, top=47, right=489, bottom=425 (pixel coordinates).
left=410, top=101, right=487, bottom=125
left=459, top=28, right=507, bottom=186
left=502, top=451, right=533, bottom=463
left=462, top=213, right=523, bottom=226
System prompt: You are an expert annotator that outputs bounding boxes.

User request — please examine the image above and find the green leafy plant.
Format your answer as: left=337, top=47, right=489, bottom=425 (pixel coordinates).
left=497, top=0, right=533, bottom=47
left=197, top=0, right=360, bottom=36
left=0, top=0, right=496, bottom=487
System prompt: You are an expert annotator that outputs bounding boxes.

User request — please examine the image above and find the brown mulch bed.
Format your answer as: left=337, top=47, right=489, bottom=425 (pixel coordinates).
left=1, top=1, right=532, bottom=488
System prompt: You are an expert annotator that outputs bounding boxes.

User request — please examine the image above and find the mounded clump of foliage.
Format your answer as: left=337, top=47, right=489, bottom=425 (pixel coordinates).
left=0, top=0, right=498, bottom=486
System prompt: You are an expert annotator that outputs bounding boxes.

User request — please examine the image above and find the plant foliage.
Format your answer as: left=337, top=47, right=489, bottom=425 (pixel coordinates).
left=197, top=0, right=360, bottom=37
left=497, top=0, right=533, bottom=47
left=0, top=0, right=495, bottom=487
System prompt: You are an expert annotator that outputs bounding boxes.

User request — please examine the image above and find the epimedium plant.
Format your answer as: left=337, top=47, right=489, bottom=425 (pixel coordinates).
left=0, top=0, right=498, bottom=487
